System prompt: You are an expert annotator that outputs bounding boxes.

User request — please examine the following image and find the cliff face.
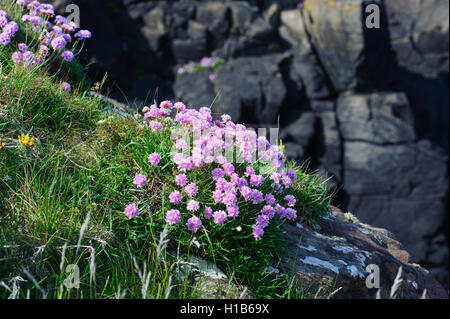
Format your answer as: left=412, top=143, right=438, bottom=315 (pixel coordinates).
left=43, top=0, right=449, bottom=289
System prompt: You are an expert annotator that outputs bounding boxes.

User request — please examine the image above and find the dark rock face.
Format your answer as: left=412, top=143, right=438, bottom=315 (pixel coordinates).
left=44, top=0, right=449, bottom=289
left=213, top=54, right=287, bottom=123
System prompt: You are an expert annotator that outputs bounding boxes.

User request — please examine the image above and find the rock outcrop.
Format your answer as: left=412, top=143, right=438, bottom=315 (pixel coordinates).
left=277, top=207, right=448, bottom=299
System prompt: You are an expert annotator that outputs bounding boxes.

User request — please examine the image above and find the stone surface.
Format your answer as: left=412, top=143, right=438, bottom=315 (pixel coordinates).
left=385, top=0, right=449, bottom=79
left=337, top=93, right=416, bottom=144
left=277, top=207, right=448, bottom=299
left=301, top=0, right=391, bottom=91
left=174, top=70, right=217, bottom=110
left=214, top=54, right=287, bottom=123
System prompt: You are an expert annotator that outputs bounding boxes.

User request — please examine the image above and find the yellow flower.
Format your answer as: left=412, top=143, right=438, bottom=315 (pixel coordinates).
left=0, top=137, right=4, bottom=150
left=18, top=133, right=34, bottom=147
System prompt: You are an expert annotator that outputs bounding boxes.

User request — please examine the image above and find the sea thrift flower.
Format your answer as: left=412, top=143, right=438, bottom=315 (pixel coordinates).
left=213, top=210, right=227, bottom=225
left=174, top=102, right=186, bottom=112
left=74, top=30, right=91, bottom=39
left=169, top=190, right=183, bottom=205
left=61, top=50, right=74, bottom=62
left=186, top=216, right=202, bottom=232
left=18, top=43, right=27, bottom=52
left=240, top=186, right=252, bottom=201
left=23, top=51, right=34, bottom=63
left=160, top=100, right=173, bottom=109
left=148, top=152, right=161, bottom=166
left=149, top=120, right=163, bottom=132
left=256, top=214, right=271, bottom=228
left=227, top=205, right=240, bottom=218
left=187, top=200, right=200, bottom=212
left=175, top=173, right=187, bottom=187
left=175, top=139, right=187, bottom=150
left=250, top=174, right=264, bottom=187
left=252, top=225, right=264, bottom=240
left=251, top=189, right=263, bottom=204
left=261, top=205, right=275, bottom=218
left=245, top=166, right=255, bottom=177
left=0, top=33, right=10, bottom=46
left=133, top=174, right=148, bottom=188
left=212, top=189, right=224, bottom=203
left=285, top=195, right=296, bottom=207
left=62, top=82, right=71, bottom=92
left=124, top=204, right=139, bottom=219
left=185, top=183, right=198, bottom=197
left=204, top=206, right=213, bottom=219
left=212, top=168, right=225, bottom=179
left=265, top=194, right=276, bottom=205
left=12, top=52, right=23, bottom=64
left=51, top=36, right=66, bottom=50
left=285, top=208, right=297, bottom=220
left=287, top=169, right=297, bottom=182
left=166, top=209, right=181, bottom=225
left=4, top=22, right=18, bottom=36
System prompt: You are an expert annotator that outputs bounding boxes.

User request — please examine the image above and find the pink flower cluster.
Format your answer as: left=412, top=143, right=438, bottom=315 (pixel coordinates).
left=0, top=10, right=18, bottom=46
left=4, top=1, right=91, bottom=69
left=177, top=56, right=223, bottom=75
left=124, top=100, right=300, bottom=240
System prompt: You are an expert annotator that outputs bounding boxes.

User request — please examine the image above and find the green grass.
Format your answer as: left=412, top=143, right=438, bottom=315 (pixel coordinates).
left=0, top=0, right=335, bottom=299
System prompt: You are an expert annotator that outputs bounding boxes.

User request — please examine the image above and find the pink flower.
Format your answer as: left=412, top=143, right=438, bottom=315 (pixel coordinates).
left=149, top=121, right=163, bottom=132
left=51, top=36, right=66, bottom=50
left=256, top=214, right=271, bottom=228
left=175, top=139, right=187, bottom=150
left=160, top=100, right=173, bottom=109
left=284, top=195, right=296, bottom=207
left=148, top=152, right=161, bottom=166
left=12, top=51, right=23, bottom=64
left=252, top=225, right=264, bottom=240
left=240, top=186, right=252, bottom=201
left=222, top=163, right=234, bottom=176
left=74, top=30, right=91, bottom=39
left=133, top=174, right=148, bottom=188
left=61, top=50, right=74, bottom=62
left=213, top=210, right=227, bottom=225
left=186, top=216, right=202, bottom=232
left=62, top=82, right=71, bottom=92
left=285, top=208, right=297, bottom=220
left=169, top=190, right=183, bottom=205
left=250, top=174, right=264, bottom=187
left=166, top=209, right=181, bottom=225
left=261, top=205, right=275, bottom=218
left=185, top=183, right=198, bottom=197
left=212, top=168, right=225, bottom=179
left=287, top=169, right=297, bottom=182
left=204, top=206, right=213, bottom=219
left=187, top=200, right=200, bottom=212
left=265, top=194, right=276, bottom=205
left=212, top=189, right=224, bottom=203
left=227, top=205, right=240, bottom=218
left=251, top=189, right=263, bottom=205
left=124, top=204, right=139, bottom=219
left=245, top=166, right=255, bottom=177
left=276, top=204, right=287, bottom=218
left=175, top=173, right=187, bottom=187
left=174, top=102, right=186, bottom=112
